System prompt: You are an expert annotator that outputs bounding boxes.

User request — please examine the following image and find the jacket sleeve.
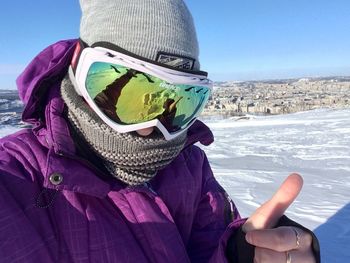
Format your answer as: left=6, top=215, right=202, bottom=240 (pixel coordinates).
left=186, top=149, right=246, bottom=263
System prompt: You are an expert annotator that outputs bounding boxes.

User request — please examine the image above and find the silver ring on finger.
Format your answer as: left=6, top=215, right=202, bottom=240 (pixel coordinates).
left=286, top=251, right=292, bottom=263
left=291, top=227, right=301, bottom=249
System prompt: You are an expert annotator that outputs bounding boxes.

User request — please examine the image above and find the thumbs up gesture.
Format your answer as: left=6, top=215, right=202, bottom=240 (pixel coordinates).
left=242, top=173, right=316, bottom=263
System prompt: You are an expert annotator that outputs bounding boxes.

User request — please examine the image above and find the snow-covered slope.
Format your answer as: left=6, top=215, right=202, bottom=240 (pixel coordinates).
left=202, top=108, right=350, bottom=262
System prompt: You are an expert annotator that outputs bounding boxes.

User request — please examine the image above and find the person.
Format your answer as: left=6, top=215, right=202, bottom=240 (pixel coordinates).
left=0, top=0, right=320, bottom=262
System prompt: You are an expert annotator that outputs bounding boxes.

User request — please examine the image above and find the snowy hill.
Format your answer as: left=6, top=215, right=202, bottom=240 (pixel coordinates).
left=201, top=109, right=350, bottom=262
left=0, top=90, right=30, bottom=136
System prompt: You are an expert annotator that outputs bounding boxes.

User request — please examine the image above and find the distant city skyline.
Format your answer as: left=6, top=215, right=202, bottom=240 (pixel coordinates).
left=0, top=0, right=349, bottom=89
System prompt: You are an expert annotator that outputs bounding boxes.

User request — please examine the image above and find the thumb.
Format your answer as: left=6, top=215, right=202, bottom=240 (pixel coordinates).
left=242, top=173, right=303, bottom=233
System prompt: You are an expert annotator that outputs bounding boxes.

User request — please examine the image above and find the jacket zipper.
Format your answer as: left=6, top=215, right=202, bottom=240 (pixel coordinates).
left=143, top=182, right=158, bottom=196
left=223, top=192, right=235, bottom=225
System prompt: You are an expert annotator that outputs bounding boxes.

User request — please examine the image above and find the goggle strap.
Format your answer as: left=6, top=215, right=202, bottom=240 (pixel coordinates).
left=71, top=39, right=88, bottom=75
left=91, top=41, right=208, bottom=77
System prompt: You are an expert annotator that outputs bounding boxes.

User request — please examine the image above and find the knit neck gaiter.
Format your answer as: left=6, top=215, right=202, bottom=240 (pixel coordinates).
left=60, top=74, right=187, bottom=185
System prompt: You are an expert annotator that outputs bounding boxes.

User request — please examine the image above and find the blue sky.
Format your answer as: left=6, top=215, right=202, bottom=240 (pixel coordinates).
left=0, top=0, right=349, bottom=89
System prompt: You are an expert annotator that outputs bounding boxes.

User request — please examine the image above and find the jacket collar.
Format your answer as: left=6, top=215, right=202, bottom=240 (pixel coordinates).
left=185, top=120, right=214, bottom=147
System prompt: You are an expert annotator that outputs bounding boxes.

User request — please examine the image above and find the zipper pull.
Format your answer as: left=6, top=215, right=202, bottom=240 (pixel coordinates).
left=143, top=182, right=158, bottom=196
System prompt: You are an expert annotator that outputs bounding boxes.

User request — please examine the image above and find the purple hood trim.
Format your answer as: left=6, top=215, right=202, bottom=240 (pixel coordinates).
left=17, top=39, right=77, bottom=124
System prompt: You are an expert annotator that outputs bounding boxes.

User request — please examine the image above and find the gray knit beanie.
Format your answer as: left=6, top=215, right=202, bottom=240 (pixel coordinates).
left=79, top=0, right=200, bottom=70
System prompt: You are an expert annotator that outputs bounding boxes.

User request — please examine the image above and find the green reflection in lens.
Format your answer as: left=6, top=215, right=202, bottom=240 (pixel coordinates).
left=86, top=62, right=127, bottom=99
left=86, top=62, right=210, bottom=129
left=116, top=77, right=178, bottom=123
left=171, top=84, right=209, bottom=129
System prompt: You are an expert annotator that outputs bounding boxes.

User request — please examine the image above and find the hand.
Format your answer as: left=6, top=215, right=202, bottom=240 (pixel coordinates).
left=242, top=173, right=316, bottom=263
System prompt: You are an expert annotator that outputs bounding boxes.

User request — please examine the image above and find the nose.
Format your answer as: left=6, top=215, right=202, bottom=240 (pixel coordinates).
left=136, top=127, right=154, bottom=136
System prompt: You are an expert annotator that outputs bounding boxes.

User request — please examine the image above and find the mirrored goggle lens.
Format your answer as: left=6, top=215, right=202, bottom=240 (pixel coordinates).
left=85, top=62, right=210, bottom=133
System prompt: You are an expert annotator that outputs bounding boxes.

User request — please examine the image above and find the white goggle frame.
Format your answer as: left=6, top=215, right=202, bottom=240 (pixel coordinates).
left=71, top=46, right=213, bottom=140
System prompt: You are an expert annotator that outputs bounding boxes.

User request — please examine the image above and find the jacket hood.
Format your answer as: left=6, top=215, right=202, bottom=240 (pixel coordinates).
left=17, top=39, right=77, bottom=124
left=16, top=39, right=214, bottom=151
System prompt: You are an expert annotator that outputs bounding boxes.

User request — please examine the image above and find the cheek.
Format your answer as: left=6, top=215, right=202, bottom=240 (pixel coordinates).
left=136, top=127, right=154, bottom=136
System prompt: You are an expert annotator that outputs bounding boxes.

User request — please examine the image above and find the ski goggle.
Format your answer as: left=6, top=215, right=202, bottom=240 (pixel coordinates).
left=70, top=41, right=212, bottom=140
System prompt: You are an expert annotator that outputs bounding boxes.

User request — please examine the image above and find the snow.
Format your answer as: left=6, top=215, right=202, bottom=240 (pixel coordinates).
left=0, top=126, right=21, bottom=138
left=1, top=108, right=349, bottom=262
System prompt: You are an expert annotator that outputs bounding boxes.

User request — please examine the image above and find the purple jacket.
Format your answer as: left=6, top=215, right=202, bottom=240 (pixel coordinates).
left=0, top=40, right=244, bottom=263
